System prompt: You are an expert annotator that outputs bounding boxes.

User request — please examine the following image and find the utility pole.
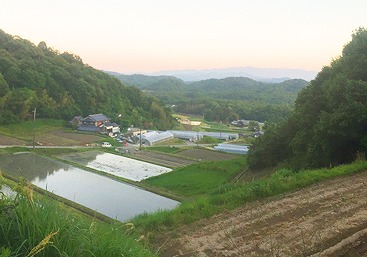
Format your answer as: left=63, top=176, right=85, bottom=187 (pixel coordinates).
left=32, top=108, right=36, bottom=150
left=139, top=116, right=142, bottom=150
left=196, top=129, right=199, bottom=147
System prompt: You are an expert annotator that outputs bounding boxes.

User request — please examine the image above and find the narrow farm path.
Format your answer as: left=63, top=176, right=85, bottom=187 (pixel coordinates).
left=157, top=170, right=367, bottom=257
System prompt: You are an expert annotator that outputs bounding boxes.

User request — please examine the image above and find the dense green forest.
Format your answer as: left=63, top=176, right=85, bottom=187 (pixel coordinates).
left=112, top=73, right=308, bottom=122
left=248, top=28, right=367, bottom=170
left=0, top=30, right=175, bottom=129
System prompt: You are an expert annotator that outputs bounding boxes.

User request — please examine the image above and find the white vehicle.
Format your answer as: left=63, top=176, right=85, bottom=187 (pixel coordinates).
left=101, top=142, right=112, bottom=147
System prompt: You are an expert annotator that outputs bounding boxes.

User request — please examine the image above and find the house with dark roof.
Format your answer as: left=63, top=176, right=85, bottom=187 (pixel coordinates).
left=82, top=114, right=111, bottom=126
left=70, top=113, right=120, bottom=135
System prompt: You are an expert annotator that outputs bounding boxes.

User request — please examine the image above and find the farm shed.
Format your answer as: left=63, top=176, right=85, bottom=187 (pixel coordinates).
left=202, top=132, right=239, bottom=140
left=168, top=130, right=203, bottom=141
left=169, top=130, right=239, bottom=141
left=140, top=131, right=174, bottom=146
left=214, top=143, right=249, bottom=154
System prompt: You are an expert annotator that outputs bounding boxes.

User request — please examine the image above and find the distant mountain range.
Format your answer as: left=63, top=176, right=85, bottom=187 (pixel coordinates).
left=109, top=72, right=309, bottom=104
left=108, top=70, right=310, bottom=123
left=149, top=66, right=317, bottom=82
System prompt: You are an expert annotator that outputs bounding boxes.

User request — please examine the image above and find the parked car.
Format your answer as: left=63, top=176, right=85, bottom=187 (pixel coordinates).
left=101, top=142, right=112, bottom=147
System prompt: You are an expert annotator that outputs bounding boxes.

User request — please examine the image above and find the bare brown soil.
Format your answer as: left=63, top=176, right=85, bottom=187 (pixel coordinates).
left=0, top=130, right=103, bottom=146
left=133, top=151, right=197, bottom=168
left=177, top=148, right=238, bottom=162
left=132, top=148, right=238, bottom=168
left=157, top=171, right=367, bottom=257
left=36, top=130, right=103, bottom=146
left=0, top=135, right=26, bottom=145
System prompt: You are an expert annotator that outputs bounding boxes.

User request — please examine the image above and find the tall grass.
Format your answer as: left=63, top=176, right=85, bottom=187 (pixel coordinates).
left=0, top=181, right=155, bottom=257
left=133, top=160, right=367, bottom=233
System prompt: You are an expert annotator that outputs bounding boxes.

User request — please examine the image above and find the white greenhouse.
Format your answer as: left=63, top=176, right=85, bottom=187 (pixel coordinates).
left=214, top=143, right=249, bottom=154
left=140, top=131, right=174, bottom=146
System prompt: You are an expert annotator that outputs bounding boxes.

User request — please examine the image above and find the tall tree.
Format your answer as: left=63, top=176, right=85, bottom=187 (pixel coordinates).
left=248, top=28, right=367, bottom=170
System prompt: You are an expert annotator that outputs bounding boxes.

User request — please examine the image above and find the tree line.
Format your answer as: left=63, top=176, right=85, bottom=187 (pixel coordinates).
left=248, top=28, right=367, bottom=170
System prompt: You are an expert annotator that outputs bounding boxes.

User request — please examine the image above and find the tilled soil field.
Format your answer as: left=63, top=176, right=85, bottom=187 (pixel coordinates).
left=133, top=151, right=197, bottom=168
left=177, top=148, right=238, bottom=162
left=36, top=130, right=103, bottom=146
left=0, top=135, right=26, bottom=146
left=158, top=170, right=367, bottom=257
left=0, top=130, right=103, bottom=147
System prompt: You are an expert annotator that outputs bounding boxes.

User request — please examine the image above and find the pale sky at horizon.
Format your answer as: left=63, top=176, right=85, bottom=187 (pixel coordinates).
left=1, top=0, right=366, bottom=74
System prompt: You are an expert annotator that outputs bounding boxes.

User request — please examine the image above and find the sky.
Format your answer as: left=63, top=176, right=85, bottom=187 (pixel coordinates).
left=1, top=0, right=367, bottom=74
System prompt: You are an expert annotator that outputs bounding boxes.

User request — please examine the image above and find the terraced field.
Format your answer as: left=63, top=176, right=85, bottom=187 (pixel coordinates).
left=0, top=135, right=26, bottom=146
left=177, top=148, right=239, bottom=161
left=133, top=150, right=197, bottom=168
left=158, top=170, right=367, bottom=257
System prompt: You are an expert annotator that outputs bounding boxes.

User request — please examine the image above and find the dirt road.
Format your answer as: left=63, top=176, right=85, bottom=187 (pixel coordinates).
left=159, top=170, right=367, bottom=257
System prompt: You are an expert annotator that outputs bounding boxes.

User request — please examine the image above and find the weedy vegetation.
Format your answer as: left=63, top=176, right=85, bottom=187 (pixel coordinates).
left=133, top=160, right=367, bottom=234
left=0, top=177, right=156, bottom=257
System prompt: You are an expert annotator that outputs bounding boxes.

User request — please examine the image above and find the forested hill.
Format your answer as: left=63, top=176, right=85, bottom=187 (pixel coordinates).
left=112, top=72, right=308, bottom=122
left=111, top=72, right=308, bottom=104
left=0, top=30, right=175, bottom=129
left=108, top=72, right=184, bottom=89
left=248, top=28, right=367, bottom=170
left=188, top=77, right=308, bottom=104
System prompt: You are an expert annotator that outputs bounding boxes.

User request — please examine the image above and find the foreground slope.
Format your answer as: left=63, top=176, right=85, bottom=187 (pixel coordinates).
left=159, top=170, right=367, bottom=257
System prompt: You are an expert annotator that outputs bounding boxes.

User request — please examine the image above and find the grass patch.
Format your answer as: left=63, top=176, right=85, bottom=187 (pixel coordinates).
left=0, top=146, right=94, bottom=158
left=142, top=157, right=247, bottom=198
left=34, top=147, right=93, bottom=157
left=197, top=135, right=222, bottom=144
left=0, top=119, right=66, bottom=141
left=154, top=137, right=186, bottom=146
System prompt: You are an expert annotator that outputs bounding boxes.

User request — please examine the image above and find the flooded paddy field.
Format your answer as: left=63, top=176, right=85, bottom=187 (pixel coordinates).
left=58, top=150, right=173, bottom=181
left=0, top=152, right=179, bottom=221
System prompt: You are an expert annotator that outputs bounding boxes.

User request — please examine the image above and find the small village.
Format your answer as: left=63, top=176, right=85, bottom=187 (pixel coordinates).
left=69, top=113, right=256, bottom=154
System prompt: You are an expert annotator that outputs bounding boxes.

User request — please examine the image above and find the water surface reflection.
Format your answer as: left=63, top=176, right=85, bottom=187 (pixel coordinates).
left=0, top=153, right=178, bottom=221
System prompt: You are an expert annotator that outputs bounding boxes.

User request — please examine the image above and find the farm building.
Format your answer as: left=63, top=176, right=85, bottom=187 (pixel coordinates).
left=70, top=114, right=120, bottom=136
left=231, top=119, right=250, bottom=127
left=140, top=131, right=174, bottom=146
left=168, top=130, right=238, bottom=141
left=168, top=130, right=203, bottom=141
left=214, top=143, right=249, bottom=154
left=125, top=127, right=147, bottom=137
left=202, top=132, right=238, bottom=140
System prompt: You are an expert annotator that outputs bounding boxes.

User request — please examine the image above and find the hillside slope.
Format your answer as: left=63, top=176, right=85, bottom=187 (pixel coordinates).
left=112, top=73, right=308, bottom=104
left=0, top=30, right=174, bottom=129
left=158, top=170, right=367, bottom=257
left=113, top=73, right=309, bottom=122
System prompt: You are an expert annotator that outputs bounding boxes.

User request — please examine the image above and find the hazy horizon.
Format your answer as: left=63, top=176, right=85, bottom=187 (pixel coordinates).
left=1, top=0, right=366, bottom=74
left=113, top=66, right=318, bottom=82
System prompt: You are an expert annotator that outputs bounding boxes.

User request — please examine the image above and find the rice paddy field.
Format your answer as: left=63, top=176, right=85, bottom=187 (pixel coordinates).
left=58, top=150, right=173, bottom=181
